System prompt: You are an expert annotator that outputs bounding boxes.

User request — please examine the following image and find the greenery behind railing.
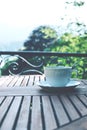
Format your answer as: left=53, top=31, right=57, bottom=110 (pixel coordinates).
left=0, top=0, right=87, bottom=78
left=0, top=25, right=87, bottom=79
left=0, top=51, right=87, bottom=79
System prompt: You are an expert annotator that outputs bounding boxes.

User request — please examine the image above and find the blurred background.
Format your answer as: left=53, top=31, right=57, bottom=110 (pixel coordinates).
left=0, top=0, right=87, bottom=51
left=0, top=0, right=87, bottom=78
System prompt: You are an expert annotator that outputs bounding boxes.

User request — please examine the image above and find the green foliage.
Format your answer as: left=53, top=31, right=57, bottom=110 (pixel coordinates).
left=66, top=0, right=85, bottom=7
left=1, top=56, right=18, bottom=75
left=46, top=33, right=87, bottom=79
left=23, top=25, right=58, bottom=51
left=50, top=33, right=87, bottom=53
left=1, top=29, right=87, bottom=78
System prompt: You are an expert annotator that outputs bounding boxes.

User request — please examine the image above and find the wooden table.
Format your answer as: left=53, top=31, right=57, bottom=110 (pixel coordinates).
left=0, top=75, right=87, bottom=130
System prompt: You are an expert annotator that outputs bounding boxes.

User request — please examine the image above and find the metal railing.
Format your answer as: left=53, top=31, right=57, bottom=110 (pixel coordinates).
left=0, top=51, right=87, bottom=78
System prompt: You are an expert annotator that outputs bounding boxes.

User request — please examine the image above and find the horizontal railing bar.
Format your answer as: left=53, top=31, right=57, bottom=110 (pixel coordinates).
left=0, top=51, right=87, bottom=57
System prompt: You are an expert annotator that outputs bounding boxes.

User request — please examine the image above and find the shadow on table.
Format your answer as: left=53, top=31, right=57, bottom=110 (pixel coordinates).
left=53, top=116, right=87, bottom=130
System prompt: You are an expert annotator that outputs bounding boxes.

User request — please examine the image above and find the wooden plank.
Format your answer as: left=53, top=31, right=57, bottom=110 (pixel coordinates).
left=0, top=76, right=9, bottom=87
left=33, top=75, right=40, bottom=87
left=14, top=76, right=24, bottom=87
left=77, top=95, right=87, bottom=107
left=0, top=96, right=5, bottom=105
left=81, top=79, right=87, bottom=85
left=1, top=76, right=14, bottom=87
left=15, top=96, right=31, bottom=130
left=0, top=96, right=22, bottom=130
left=50, top=96, right=69, bottom=126
left=7, top=76, right=20, bottom=87
left=60, top=95, right=80, bottom=121
left=0, top=86, right=87, bottom=96
left=0, top=97, right=14, bottom=124
left=42, top=96, right=57, bottom=130
left=27, top=75, right=35, bottom=86
left=58, top=116, right=87, bottom=130
left=31, top=96, right=43, bottom=130
left=39, top=75, right=45, bottom=81
left=69, top=95, right=87, bottom=116
left=20, top=75, right=30, bottom=87
left=0, top=87, right=49, bottom=96
left=34, top=75, right=40, bottom=82
left=33, top=75, right=46, bottom=88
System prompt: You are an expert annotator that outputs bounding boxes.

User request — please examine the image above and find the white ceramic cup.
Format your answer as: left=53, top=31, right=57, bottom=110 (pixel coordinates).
left=44, top=66, right=72, bottom=87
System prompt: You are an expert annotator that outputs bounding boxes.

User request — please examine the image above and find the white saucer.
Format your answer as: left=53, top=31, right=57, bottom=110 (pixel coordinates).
left=36, top=80, right=80, bottom=89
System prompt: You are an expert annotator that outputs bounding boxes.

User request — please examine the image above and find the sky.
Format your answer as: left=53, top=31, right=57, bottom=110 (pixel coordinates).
left=0, top=0, right=87, bottom=44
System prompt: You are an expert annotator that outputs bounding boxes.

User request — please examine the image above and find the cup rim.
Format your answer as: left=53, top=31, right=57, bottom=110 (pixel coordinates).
left=44, top=66, right=72, bottom=70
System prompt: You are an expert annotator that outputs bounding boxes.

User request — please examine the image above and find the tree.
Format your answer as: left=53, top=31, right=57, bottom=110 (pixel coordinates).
left=56, top=0, right=87, bottom=36
left=23, top=26, right=58, bottom=51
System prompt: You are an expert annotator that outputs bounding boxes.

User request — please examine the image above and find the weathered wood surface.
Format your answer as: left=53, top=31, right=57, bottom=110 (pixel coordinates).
left=0, top=75, right=87, bottom=96
left=58, top=116, right=87, bottom=130
left=0, top=75, right=87, bottom=130
left=0, top=95, right=87, bottom=130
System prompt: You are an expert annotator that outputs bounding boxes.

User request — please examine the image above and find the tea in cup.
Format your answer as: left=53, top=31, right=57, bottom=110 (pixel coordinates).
left=44, top=66, right=72, bottom=87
